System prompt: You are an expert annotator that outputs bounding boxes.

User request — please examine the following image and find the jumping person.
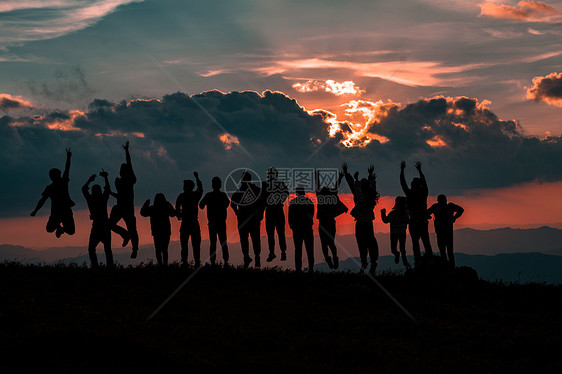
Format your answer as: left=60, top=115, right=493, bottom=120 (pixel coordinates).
left=315, top=169, right=347, bottom=270
left=176, top=172, right=203, bottom=267
left=381, top=196, right=410, bottom=268
left=31, top=148, right=76, bottom=238
left=262, top=167, right=289, bottom=262
left=289, top=186, right=315, bottom=273
left=343, top=163, right=380, bottom=275
left=199, top=176, right=230, bottom=266
left=108, top=141, right=139, bottom=259
left=231, top=171, right=264, bottom=268
left=427, top=194, right=464, bottom=268
left=82, top=170, right=113, bottom=268
left=141, top=194, right=176, bottom=266
left=400, top=161, right=432, bottom=265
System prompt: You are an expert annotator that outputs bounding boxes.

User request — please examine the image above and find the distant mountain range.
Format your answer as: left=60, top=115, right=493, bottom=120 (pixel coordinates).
left=2, top=226, right=562, bottom=283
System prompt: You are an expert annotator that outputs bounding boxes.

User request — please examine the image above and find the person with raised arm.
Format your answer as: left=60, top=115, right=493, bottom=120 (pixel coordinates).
left=199, top=176, right=230, bottom=266
left=315, top=168, right=347, bottom=270
left=82, top=169, right=113, bottom=268
left=31, top=148, right=76, bottom=238
left=108, top=141, right=139, bottom=259
left=141, top=193, right=176, bottom=266
left=262, top=167, right=289, bottom=263
left=176, top=171, right=203, bottom=267
left=230, top=171, right=264, bottom=268
left=289, top=186, right=315, bottom=273
left=400, top=161, right=432, bottom=265
left=427, top=194, right=464, bottom=268
left=343, top=162, right=380, bottom=275
left=381, top=196, right=410, bottom=268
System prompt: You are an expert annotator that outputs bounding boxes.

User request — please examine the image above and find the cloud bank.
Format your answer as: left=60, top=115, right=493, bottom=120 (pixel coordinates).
left=479, top=1, right=562, bottom=22
left=1, top=90, right=561, bottom=218
left=527, top=72, right=562, bottom=106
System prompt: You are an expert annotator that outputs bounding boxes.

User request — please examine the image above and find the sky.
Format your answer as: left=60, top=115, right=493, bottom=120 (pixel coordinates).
left=1, top=0, right=562, bottom=248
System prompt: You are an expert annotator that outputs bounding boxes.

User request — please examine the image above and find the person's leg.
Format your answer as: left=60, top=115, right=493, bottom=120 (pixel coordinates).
left=277, top=213, right=287, bottom=258
left=180, top=224, right=189, bottom=265
left=46, top=215, right=61, bottom=233
left=446, top=231, right=455, bottom=268
left=108, top=206, right=129, bottom=243
left=88, top=228, right=100, bottom=268
left=192, top=220, right=201, bottom=266
left=304, top=229, right=314, bottom=272
left=318, top=220, right=332, bottom=268
left=61, top=211, right=75, bottom=235
left=217, top=221, right=229, bottom=264
left=102, top=228, right=113, bottom=268
left=239, top=223, right=251, bottom=266
left=293, top=231, right=303, bottom=271
left=162, top=235, right=170, bottom=266
left=409, top=223, right=422, bottom=265
left=398, top=234, right=409, bottom=267
left=250, top=221, right=261, bottom=268
left=355, top=222, right=368, bottom=272
left=367, top=222, right=379, bottom=274
left=436, top=231, right=447, bottom=259
left=419, top=220, right=433, bottom=256
left=266, top=214, right=276, bottom=258
left=123, top=213, right=139, bottom=254
left=154, top=236, right=163, bottom=266
left=326, top=219, right=338, bottom=268
left=208, top=222, right=218, bottom=265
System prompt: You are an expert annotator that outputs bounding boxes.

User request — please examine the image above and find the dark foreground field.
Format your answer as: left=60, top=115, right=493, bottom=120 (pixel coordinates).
left=1, top=263, right=561, bottom=373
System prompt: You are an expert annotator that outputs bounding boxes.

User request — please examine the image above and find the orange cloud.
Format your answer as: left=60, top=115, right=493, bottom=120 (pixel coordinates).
left=292, top=79, right=365, bottom=96
left=46, top=109, right=84, bottom=131
left=0, top=93, right=32, bottom=111
left=219, top=133, right=240, bottom=150
left=479, top=1, right=562, bottom=22
left=426, top=135, right=447, bottom=148
left=526, top=72, right=562, bottom=107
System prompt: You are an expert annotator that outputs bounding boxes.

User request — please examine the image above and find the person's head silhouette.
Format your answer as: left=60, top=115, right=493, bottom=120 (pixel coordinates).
left=296, top=186, right=306, bottom=196
left=240, top=171, right=252, bottom=186
left=438, top=194, right=447, bottom=205
left=91, top=184, right=102, bottom=197
left=360, top=178, right=370, bottom=194
left=49, top=168, right=61, bottom=182
left=183, top=179, right=195, bottom=192
left=394, top=196, right=407, bottom=210
left=119, top=163, right=131, bottom=178
left=212, top=176, right=222, bottom=192
left=154, top=193, right=167, bottom=206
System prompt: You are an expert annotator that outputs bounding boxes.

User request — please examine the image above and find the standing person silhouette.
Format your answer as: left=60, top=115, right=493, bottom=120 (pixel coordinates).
left=230, top=171, right=264, bottom=268
left=141, top=193, right=176, bottom=266
left=427, top=194, right=464, bottom=268
left=108, top=141, right=139, bottom=259
left=289, top=186, right=315, bottom=273
left=31, top=148, right=76, bottom=238
left=343, top=163, right=380, bottom=275
left=400, top=161, right=432, bottom=265
left=82, top=170, right=113, bottom=268
left=262, top=167, right=289, bottom=262
left=175, top=172, right=203, bottom=268
left=199, top=176, right=230, bottom=266
left=315, top=169, right=347, bottom=270
left=381, top=196, right=410, bottom=268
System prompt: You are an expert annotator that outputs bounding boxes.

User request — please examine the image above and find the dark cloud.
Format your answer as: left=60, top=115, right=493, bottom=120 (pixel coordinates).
left=0, top=94, right=32, bottom=112
left=26, top=66, right=94, bottom=103
left=1, top=90, right=561, bottom=218
left=527, top=72, right=562, bottom=107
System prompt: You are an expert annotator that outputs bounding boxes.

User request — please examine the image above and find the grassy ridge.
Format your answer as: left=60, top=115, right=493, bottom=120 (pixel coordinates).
left=1, top=263, right=561, bottom=373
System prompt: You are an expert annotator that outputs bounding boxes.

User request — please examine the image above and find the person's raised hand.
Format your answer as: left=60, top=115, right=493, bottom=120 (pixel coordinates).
left=66, top=148, right=72, bottom=157
left=30, top=210, right=37, bottom=217
left=368, top=165, right=374, bottom=175
left=415, top=161, right=422, bottom=171
left=341, top=162, right=348, bottom=174
left=88, top=174, right=96, bottom=182
left=401, top=161, right=406, bottom=170
left=99, top=168, right=108, bottom=178
left=123, top=140, right=129, bottom=151
left=193, top=171, right=199, bottom=178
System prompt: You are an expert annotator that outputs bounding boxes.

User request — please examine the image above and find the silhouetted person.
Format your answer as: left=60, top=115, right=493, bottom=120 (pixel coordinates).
left=289, top=186, right=315, bottom=272
left=427, top=194, right=464, bottom=268
left=199, top=176, right=230, bottom=265
left=31, top=148, right=76, bottom=238
left=381, top=196, right=410, bottom=268
left=108, top=141, right=139, bottom=259
left=315, top=169, right=347, bottom=270
left=82, top=170, right=113, bottom=268
left=262, top=167, right=289, bottom=262
left=343, top=163, right=379, bottom=274
left=176, top=172, right=203, bottom=267
left=141, top=193, right=176, bottom=266
left=400, top=161, right=432, bottom=265
left=231, top=171, right=264, bottom=268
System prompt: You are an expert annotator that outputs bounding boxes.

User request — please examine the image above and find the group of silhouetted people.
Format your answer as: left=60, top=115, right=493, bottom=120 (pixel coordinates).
left=31, top=142, right=464, bottom=272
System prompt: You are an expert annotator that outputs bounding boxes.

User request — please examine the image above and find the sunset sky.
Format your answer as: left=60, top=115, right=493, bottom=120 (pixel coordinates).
left=1, top=0, right=562, bottom=248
